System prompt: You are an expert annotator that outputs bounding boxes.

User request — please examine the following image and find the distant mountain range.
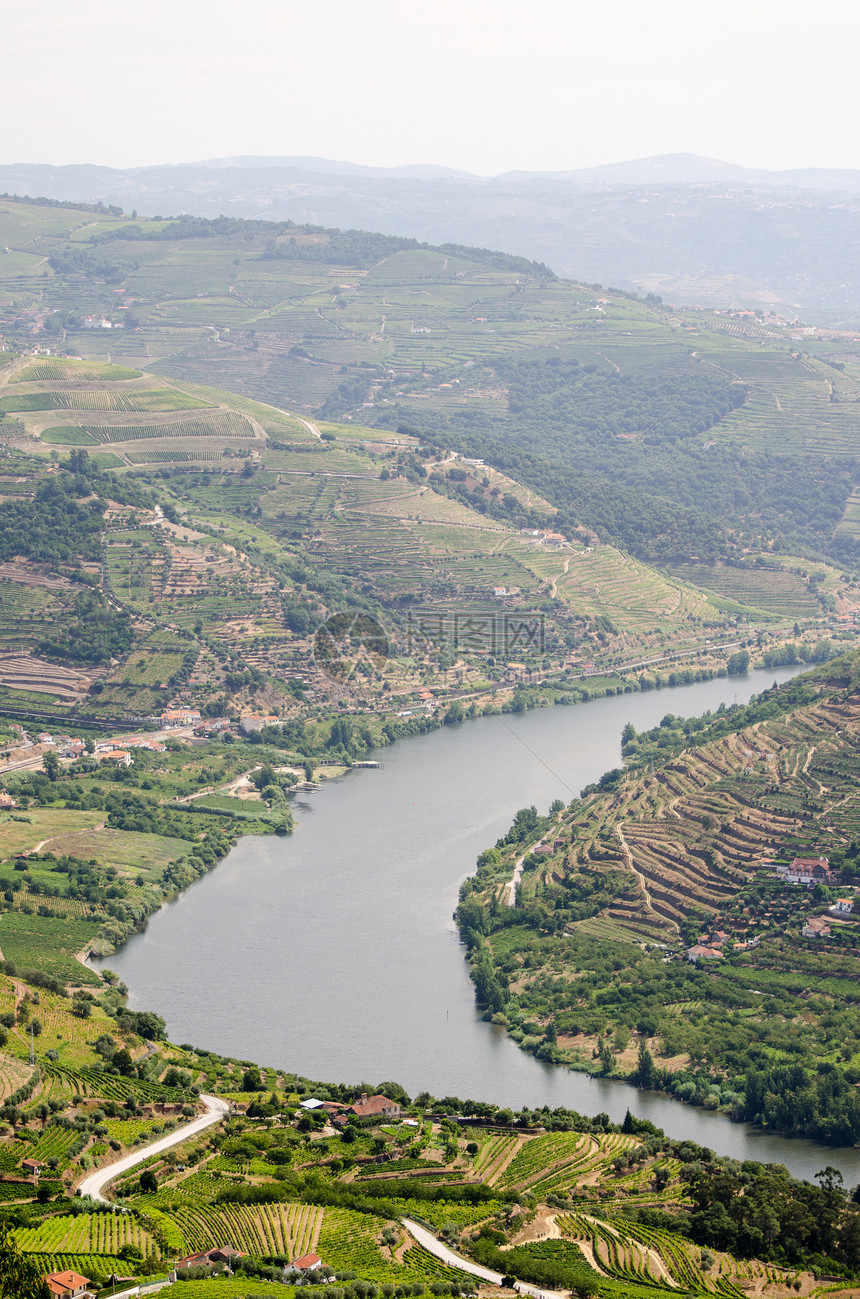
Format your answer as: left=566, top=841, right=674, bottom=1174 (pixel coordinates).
left=4, top=153, right=860, bottom=317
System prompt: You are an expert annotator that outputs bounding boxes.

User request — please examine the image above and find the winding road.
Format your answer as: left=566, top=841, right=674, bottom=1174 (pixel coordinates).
left=402, top=1219, right=560, bottom=1299
left=77, top=1093, right=229, bottom=1203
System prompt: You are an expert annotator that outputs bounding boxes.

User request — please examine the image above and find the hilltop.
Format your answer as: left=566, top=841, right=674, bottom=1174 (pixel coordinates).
left=0, top=195, right=853, bottom=755
left=1, top=196, right=858, bottom=569
left=6, top=154, right=860, bottom=316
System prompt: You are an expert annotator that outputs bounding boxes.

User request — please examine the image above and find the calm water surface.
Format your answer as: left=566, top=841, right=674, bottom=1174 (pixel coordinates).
left=99, top=666, right=860, bottom=1183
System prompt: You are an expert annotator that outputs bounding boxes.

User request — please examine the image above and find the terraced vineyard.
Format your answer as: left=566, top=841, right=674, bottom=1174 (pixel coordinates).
left=166, top=1201, right=323, bottom=1259
left=665, top=561, right=823, bottom=618
left=556, top=1212, right=747, bottom=1294
left=40, top=409, right=256, bottom=444
left=14, top=1210, right=158, bottom=1258
left=317, top=1208, right=469, bottom=1282
left=0, top=388, right=209, bottom=412
left=11, top=360, right=142, bottom=382
left=495, top=1131, right=637, bottom=1194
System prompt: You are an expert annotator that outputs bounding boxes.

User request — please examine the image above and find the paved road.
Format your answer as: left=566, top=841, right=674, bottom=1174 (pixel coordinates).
left=402, top=1219, right=560, bottom=1299
left=77, top=1093, right=229, bottom=1203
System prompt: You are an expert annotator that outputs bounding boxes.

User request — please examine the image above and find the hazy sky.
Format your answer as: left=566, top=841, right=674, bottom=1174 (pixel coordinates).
left=7, top=0, right=860, bottom=174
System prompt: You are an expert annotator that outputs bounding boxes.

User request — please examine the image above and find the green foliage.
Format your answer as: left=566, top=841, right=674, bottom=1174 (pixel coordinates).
left=37, top=589, right=132, bottom=664
left=0, top=1220, right=49, bottom=1299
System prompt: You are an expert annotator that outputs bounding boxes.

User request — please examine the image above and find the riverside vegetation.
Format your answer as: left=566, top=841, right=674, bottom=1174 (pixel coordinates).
left=457, top=650, right=860, bottom=1145
left=0, top=195, right=859, bottom=1293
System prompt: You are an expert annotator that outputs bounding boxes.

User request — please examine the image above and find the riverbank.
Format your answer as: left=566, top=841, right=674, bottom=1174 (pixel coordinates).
left=91, top=662, right=860, bottom=1183
left=457, top=652, right=860, bottom=1153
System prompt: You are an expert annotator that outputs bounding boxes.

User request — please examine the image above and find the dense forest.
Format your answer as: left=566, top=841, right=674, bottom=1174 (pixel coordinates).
left=350, top=353, right=859, bottom=563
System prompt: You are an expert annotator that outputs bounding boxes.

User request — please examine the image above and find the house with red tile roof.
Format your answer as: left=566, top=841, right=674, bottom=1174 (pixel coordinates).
left=175, top=1246, right=246, bottom=1269
left=43, top=1272, right=93, bottom=1299
left=777, top=855, right=831, bottom=885
left=686, top=944, right=723, bottom=963
left=290, top=1253, right=323, bottom=1270
left=347, top=1093, right=402, bottom=1121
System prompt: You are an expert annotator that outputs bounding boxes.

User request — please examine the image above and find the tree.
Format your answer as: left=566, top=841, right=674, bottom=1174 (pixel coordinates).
left=113, top=1048, right=134, bottom=1076
left=0, top=1219, right=49, bottom=1297
left=139, top=1170, right=158, bottom=1194
left=42, top=751, right=60, bottom=782
left=634, top=1042, right=657, bottom=1089
left=727, top=649, right=750, bottom=676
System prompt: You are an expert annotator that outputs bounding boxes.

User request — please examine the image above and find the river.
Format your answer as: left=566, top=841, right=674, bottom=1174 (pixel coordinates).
left=97, top=665, right=860, bottom=1184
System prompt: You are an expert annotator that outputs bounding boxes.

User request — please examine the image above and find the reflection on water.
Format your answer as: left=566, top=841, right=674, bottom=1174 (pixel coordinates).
left=98, top=666, right=860, bottom=1183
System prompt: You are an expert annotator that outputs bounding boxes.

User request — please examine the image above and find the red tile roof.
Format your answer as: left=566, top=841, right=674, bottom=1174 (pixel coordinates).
left=44, top=1273, right=92, bottom=1297
left=291, top=1253, right=322, bottom=1269
left=348, top=1093, right=400, bottom=1118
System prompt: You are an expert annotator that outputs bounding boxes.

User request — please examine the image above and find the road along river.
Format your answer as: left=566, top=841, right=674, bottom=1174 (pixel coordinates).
left=96, top=665, right=860, bottom=1184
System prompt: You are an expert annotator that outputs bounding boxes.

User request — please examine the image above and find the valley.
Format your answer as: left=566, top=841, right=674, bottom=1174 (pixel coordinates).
left=0, top=192, right=857, bottom=1297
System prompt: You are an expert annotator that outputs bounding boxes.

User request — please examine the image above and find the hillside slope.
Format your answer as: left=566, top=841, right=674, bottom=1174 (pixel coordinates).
left=458, top=653, right=860, bottom=1142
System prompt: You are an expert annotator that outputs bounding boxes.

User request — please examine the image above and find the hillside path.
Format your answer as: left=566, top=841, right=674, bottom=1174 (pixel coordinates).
left=76, top=1093, right=228, bottom=1203
left=402, top=1219, right=562, bottom=1299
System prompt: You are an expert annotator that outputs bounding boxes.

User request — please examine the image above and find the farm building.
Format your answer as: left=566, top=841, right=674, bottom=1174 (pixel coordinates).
left=776, top=855, right=831, bottom=885
left=290, top=1253, right=323, bottom=1271
left=43, top=1272, right=93, bottom=1299
left=345, top=1093, right=401, bottom=1121
left=832, top=898, right=855, bottom=914
left=802, top=917, right=832, bottom=939
left=686, top=944, right=723, bottom=963
left=99, top=749, right=132, bottom=768
left=175, top=1246, right=246, bottom=1269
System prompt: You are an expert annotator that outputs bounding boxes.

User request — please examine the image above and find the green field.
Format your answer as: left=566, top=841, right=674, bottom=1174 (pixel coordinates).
left=0, top=912, right=102, bottom=984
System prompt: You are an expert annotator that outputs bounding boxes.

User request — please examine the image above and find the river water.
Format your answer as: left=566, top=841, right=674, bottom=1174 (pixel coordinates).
left=98, top=666, right=860, bottom=1184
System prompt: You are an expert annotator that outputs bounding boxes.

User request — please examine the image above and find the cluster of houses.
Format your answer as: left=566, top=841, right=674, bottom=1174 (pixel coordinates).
left=31, top=733, right=87, bottom=759
left=685, top=928, right=765, bottom=963
left=94, top=738, right=167, bottom=768
left=83, top=315, right=123, bottom=330
left=683, top=855, right=858, bottom=956
left=160, top=708, right=202, bottom=730
left=686, top=930, right=730, bottom=963
left=38, top=1096, right=410, bottom=1293
left=520, top=528, right=569, bottom=548
left=299, top=1092, right=402, bottom=1127
left=43, top=1244, right=332, bottom=1295
left=42, top=1248, right=329, bottom=1296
